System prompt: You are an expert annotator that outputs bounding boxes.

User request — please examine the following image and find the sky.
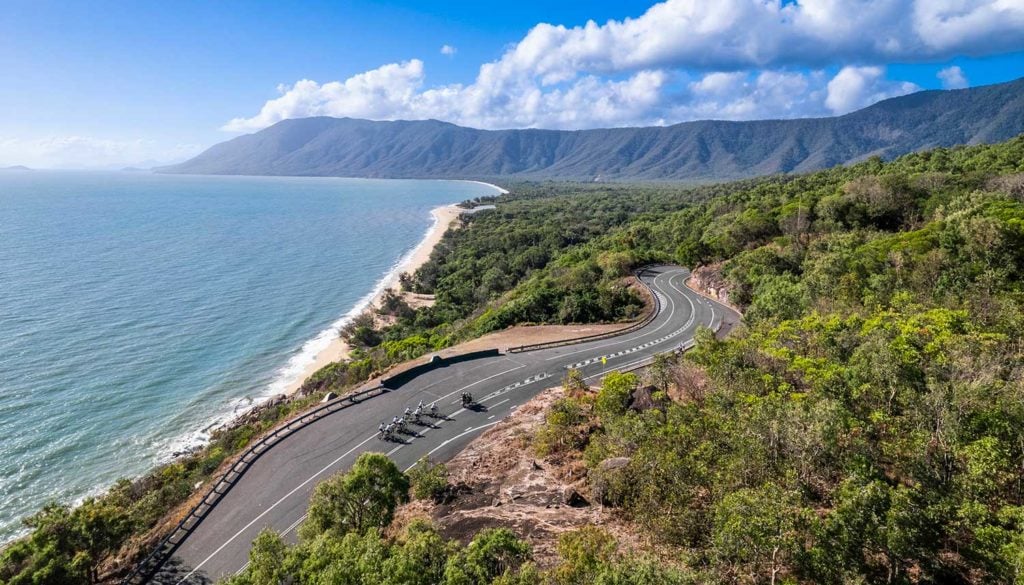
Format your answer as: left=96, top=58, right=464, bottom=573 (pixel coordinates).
left=1, top=0, right=1023, bottom=169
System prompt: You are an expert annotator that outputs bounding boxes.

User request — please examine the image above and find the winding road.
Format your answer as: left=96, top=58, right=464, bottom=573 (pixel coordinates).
left=151, top=265, right=738, bottom=584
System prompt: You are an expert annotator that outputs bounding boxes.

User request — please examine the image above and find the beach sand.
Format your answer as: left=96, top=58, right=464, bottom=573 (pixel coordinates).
left=282, top=204, right=464, bottom=396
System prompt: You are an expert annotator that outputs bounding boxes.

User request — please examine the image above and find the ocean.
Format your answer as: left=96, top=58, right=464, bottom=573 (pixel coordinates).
left=0, top=170, right=498, bottom=543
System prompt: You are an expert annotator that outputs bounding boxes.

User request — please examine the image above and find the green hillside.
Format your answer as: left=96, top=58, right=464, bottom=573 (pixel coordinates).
left=161, top=78, right=1024, bottom=182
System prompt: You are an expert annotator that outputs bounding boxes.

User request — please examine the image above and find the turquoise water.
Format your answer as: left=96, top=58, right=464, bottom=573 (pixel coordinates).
left=0, top=171, right=497, bottom=542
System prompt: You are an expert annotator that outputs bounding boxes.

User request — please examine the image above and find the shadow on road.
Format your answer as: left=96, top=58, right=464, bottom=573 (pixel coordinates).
left=149, top=556, right=211, bottom=585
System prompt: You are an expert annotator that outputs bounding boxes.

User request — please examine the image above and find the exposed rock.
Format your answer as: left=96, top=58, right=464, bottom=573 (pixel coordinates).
left=688, top=262, right=735, bottom=309
left=562, top=487, right=590, bottom=508
left=628, top=385, right=667, bottom=412
left=598, top=457, right=631, bottom=471
left=321, top=392, right=338, bottom=403
left=393, top=387, right=648, bottom=567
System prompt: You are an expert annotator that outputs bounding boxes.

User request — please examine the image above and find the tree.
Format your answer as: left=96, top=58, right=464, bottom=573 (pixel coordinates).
left=384, top=520, right=458, bottom=585
left=563, top=368, right=587, bottom=397
left=645, top=353, right=673, bottom=392
left=443, top=528, right=531, bottom=585
left=0, top=499, right=133, bottom=585
left=551, top=526, right=618, bottom=585
left=245, top=529, right=290, bottom=585
left=595, top=372, right=638, bottom=418
left=408, top=456, right=449, bottom=501
left=300, top=452, right=409, bottom=540
left=713, top=483, right=806, bottom=585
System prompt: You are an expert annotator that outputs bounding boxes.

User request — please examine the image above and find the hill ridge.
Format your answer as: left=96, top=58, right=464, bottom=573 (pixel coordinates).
left=160, top=77, right=1024, bottom=181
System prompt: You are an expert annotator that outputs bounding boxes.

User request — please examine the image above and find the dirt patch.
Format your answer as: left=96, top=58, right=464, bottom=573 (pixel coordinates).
left=393, top=387, right=652, bottom=567
left=402, top=292, right=435, bottom=309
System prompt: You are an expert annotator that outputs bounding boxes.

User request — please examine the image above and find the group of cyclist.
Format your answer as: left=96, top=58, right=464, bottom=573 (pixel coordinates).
left=377, top=400, right=439, bottom=441
left=376, top=393, right=475, bottom=441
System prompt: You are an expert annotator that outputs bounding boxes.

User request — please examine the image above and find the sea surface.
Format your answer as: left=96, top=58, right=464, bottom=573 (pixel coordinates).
left=0, top=171, right=498, bottom=543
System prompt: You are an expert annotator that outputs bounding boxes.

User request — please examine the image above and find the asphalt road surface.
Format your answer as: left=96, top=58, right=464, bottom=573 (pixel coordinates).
left=153, top=265, right=738, bottom=584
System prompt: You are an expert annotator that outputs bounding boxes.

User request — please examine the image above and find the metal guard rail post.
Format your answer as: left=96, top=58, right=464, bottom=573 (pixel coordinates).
left=509, top=266, right=662, bottom=353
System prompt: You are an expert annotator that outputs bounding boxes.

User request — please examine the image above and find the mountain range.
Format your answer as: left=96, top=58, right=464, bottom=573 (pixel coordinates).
left=160, top=77, right=1024, bottom=182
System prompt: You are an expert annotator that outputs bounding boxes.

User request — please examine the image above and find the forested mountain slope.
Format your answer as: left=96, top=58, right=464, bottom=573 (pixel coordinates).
left=161, top=77, right=1024, bottom=181
left=7, top=135, right=1024, bottom=585
left=223, top=134, right=1024, bottom=584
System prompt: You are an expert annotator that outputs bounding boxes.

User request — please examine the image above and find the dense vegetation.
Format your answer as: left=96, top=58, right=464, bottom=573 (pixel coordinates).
left=224, top=453, right=691, bottom=585
left=297, top=134, right=1024, bottom=583
left=233, top=134, right=1024, bottom=584
left=4, top=134, right=1023, bottom=584
left=530, top=136, right=1024, bottom=583
left=0, top=394, right=328, bottom=584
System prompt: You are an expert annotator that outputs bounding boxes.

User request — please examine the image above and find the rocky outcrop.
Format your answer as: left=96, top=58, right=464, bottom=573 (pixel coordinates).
left=688, top=263, right=740, bottom=312
left=391, top=387, right=649, bottom=566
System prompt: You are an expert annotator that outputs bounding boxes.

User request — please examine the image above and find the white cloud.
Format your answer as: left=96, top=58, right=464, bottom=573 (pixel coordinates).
left=440, top=44, right=457, bottom=56
left=224, top=0, right=1022, bottom=131
left=223, top=61, right=427, bottom=132
left=0, top=136, right=203, bottom=169
left=682, top=70, right=829, bottom=120
left=484, top=0, right=1024, bottom=79
left=825, top=66, right=919, bottom=114
left=937, top=65, right=969, bottom=89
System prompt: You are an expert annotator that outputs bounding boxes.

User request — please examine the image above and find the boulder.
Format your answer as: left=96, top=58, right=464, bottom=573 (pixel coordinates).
left=562, top=486, right=590, bottom=508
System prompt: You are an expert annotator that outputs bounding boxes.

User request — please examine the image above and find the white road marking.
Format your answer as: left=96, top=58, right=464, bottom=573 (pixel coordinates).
left=175, top=432, right=379, bottom=583
left=282, top=514, right=305, bottom=536
left=177, top=268, right=730, bottom=581
left=545, top=270, right=683, bottom=360
left=425, top=421, right=503, bottom=457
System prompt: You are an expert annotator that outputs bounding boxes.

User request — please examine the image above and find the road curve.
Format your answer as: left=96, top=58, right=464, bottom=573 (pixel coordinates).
left=152, top=265, right=738, bottom=584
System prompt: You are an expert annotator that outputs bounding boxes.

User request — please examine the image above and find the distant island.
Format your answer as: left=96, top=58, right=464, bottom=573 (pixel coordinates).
left=160, top=76, right=1024, bottom=182
left=1, top=165, right=31, bottom=171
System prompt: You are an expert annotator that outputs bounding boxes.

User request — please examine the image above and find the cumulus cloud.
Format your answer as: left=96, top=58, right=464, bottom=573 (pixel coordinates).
left=0, top=136, right=203, bottom=169
left=224, top=0, right=1023, bottom=131
left=937, top=65, right=969, bottom=89
left=440, top=44, right=457, bottom=56
left=681, top=70, right=829, bottom=120
left=825, top=66, right=919, bottom=114
left=223, top=61, right=427, bottom=131
left=490, top=0, right=1024, bottom=76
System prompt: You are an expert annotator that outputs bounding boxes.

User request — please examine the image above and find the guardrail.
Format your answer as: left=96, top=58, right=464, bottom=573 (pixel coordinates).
left=122, top=345, right=506, bottom=584
left=120, top=384, right=391, bottom=584
left=508, top=267, right=662, bottom=353
left=122, top=265, right=705, bottom=583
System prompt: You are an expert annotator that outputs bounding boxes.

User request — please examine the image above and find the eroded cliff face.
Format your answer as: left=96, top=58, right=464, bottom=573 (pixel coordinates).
left=391, top=387, right=652, bottom=566
left=687, top=263, right=737, bottom=311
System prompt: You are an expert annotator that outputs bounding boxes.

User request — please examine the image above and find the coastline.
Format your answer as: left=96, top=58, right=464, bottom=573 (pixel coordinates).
left=281, top=204, right=464, bottom=396
left=463, top=180, right=509, bottom=194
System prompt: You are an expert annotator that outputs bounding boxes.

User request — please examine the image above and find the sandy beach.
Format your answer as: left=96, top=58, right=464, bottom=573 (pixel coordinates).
left=282, top=204, right=464, bottom=395
left=464, top=180, right=509, bottom=194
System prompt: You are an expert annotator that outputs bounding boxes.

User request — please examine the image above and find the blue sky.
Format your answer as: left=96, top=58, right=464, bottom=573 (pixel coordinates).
left=1, top=0, right=1023, bottom=168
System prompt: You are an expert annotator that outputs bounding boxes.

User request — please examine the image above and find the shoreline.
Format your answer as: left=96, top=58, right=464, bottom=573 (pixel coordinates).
left=463, top=180, right=509, bottom=194
left=281, top=204, right=464, bottom=396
